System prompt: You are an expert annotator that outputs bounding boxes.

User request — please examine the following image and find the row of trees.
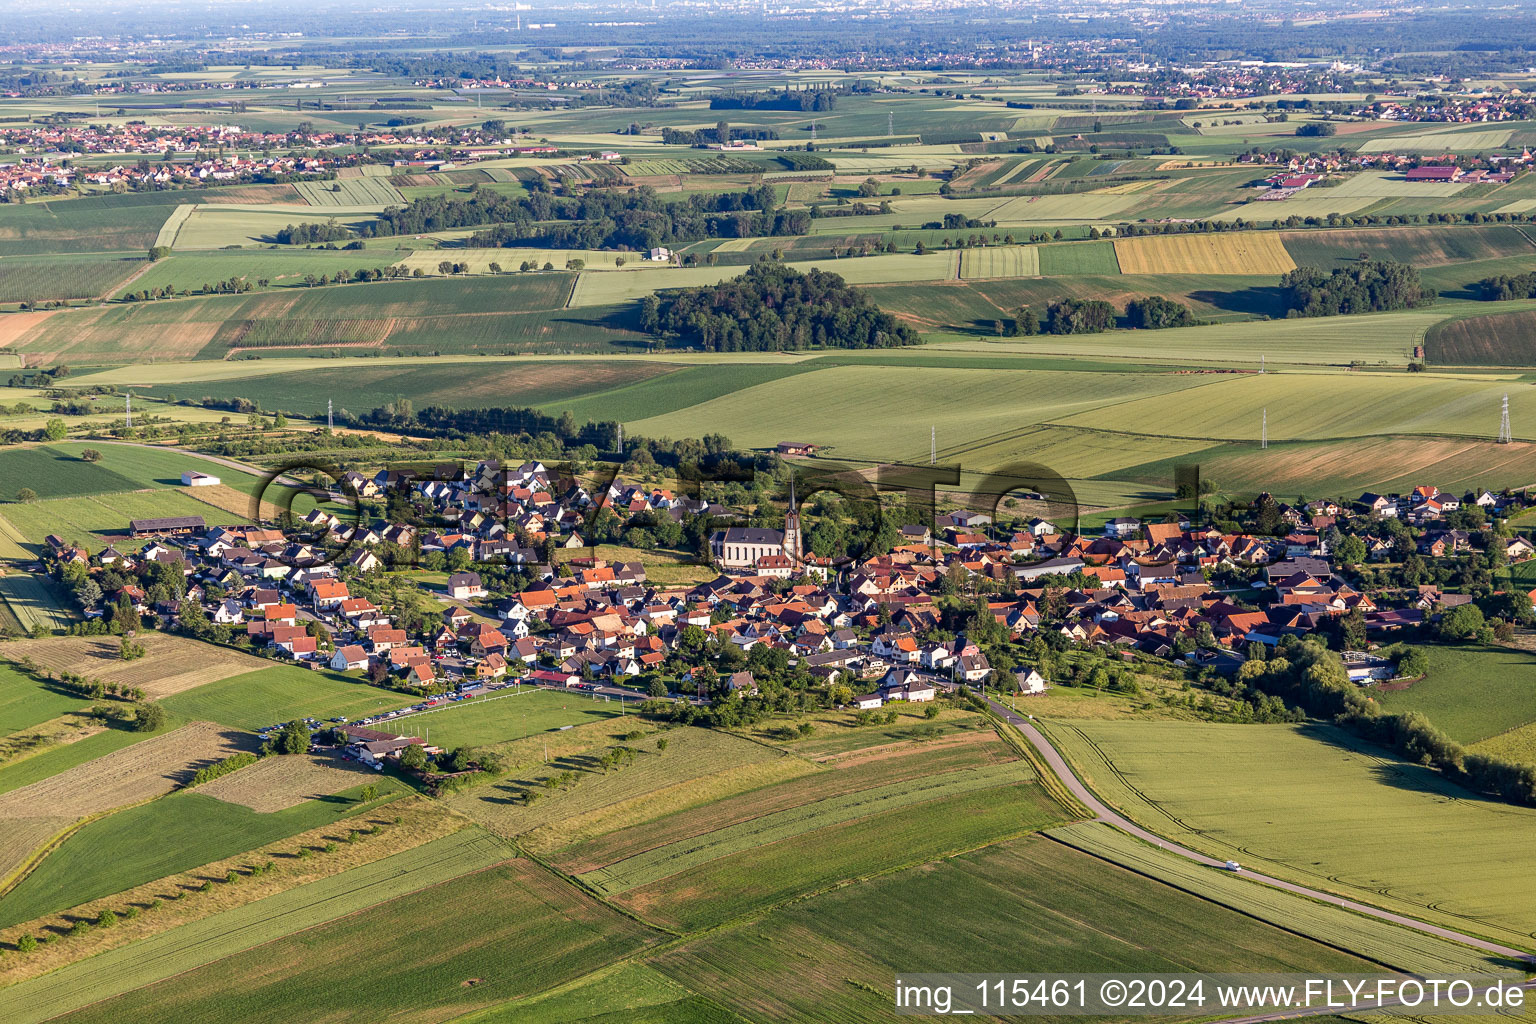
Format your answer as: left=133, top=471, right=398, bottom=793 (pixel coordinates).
left=995, top=295, right=1196, bottom=336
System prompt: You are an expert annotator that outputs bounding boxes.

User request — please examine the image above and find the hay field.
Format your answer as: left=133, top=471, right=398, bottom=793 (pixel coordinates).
left=153, top=205, right=195, bottom=249
left=987, top=193, right=1139, bottom=223
left=1046, top=719, right=1536, bottom=948
left=198, top=754, right=381, bottom=813
left=1113, top=232, right=1296, bottom=275
left=184, top=483, right=283, bottom=520
left=0, top=721, right=251, bottom=821
left=294, top=177, right=404, bottom=207
left=5, top=635, right=270, bottom=698
left=0, top=573, right=74, bottom=632
left=566, top=251, right=959, bottom=306
left=958, top=245, right=1040, bottom=279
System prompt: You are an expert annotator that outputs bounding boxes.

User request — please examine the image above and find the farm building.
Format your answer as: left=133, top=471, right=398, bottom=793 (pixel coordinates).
left=1405, top=165, right=1462, bottom=182
left=129, top=515, right=206, bottom=537
left=776, top=441, right=820, bottom=457
left=181, top=470, right=220, bottom=487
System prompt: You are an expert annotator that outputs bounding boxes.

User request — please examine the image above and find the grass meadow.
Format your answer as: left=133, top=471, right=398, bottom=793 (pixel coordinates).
left=1374, top=643, right=1536, bottom=743
left=161, top=665, right=419, bottom=731
left=1045, top=719, right=1536, bottom=948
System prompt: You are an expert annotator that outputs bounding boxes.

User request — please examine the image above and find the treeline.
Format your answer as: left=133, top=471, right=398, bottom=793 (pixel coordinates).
left=995, top=295, right=1197, bottom=336
left=1240, top=638, right=1536, bottom=805
left=1280, top=260, right=1434, bottom=317
left=642, top=263, right=920, bottom=352
left=709, top=89, right=839, bottom=111
left=1475, top=271, right=1536, bottom=301
left=186, top=751, right=259, bottom=788
left=277, top=186, right=808, bottom=253
left=659, top=126, right=779, bottom=146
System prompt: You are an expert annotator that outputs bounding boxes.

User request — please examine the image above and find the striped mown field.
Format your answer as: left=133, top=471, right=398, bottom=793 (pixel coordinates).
left=959, top=245, right=1040, bottom=279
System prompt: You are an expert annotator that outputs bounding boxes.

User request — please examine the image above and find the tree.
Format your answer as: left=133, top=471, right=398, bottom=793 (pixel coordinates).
left=148, top=246, right=171, bottom=261
left=398, top=742, right=427, bottom=770
left=1438, top=603, right=1486, bottom=641
left=15, top=488, right=37, bottom=503
left=1125, top=295, right=1194, bottom=329
left=132, top=701, right=168, bottom=732
left=43, top=418, right=67, bottom=441
left=1333, top=533, right=1367, bottom=566
left=270, top=719, right=310, bottom=755
left=1045, top=298, right=1116, bottom=335
left=79, top=448, right=102, bottom=463
left=1397, top=646, right=1429, bottom=677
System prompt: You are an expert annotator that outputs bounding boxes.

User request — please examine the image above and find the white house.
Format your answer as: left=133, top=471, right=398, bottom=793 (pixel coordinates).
left=1015, top=669, right=1047, bottom=694
left=331, top=645, right=370, bottom=672
left=181, top=470, right=220, bottom=487
left=646, top=246, right=672, bottom=262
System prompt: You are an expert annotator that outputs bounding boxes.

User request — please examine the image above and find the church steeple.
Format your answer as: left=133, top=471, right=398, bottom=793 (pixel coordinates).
left=784, top=474, right=801, bottom=562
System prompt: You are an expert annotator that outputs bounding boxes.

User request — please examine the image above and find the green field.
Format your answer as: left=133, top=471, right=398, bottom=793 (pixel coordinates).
left=1036, top=239, right=1121, bottom=275
left=613, top=781, right=1066, bottom=931
left=0, top=829, right=511, bottom=1024
left=150, top=359, right=678, bottom=419
left=1279, top=225, right=1536, bottom=270
left=1425, top=307, right=1536, bottom=365
left=1375, top=643, right=1536, bottom=743
left=116, top=248, right=404, bottom=297
left=49, top=859, right=658, bottom=1024
left=0, top=446, right=143, bottom=500
left=0, top=193, right=192, bottom=256
left=293, top=177, right=404, bottom=206
left=0, top=782, right=405, bottom=928
left=580, top=760, right=1035, bottom=896
left=652, top=834, right=1372, bottom=1023
left=8, top=272, right=645, bottom=363
left=0, top=664, right=89, bottom=735
left=1049, top=822, right=1514, bottom=975
left=0, top=489, right=240, bottom=553
left=161, top=665, right=420, bottom=731
left=0, top=573, right=75, bottom=631
left=377, top=688, right=627, bottom=748
left=1046, top=719, right=1536, bottom=948
left=0, top=254, right=147, bottom=303
left=628, top=364, right=1210, bottom=466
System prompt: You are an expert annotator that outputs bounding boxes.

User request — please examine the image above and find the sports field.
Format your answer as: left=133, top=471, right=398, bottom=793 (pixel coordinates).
left=1113, top=232, right=1296, bottom=275
left=1046, top=719, right=1536, bottom=948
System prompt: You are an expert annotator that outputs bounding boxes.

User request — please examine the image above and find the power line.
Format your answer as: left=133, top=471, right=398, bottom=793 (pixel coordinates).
left=1260, top=407, right=1267, bottom=450
left=1499, top=393, right=1513, bottom=444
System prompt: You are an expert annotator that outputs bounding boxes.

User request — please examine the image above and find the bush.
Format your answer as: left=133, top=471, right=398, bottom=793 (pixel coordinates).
left=16, top=934, right=37, bottom=953
left=131, top=701, right=168, bottom=732
left=187, top=751, right=259, bottom=788
left=95, top=909, right=117, bottom=928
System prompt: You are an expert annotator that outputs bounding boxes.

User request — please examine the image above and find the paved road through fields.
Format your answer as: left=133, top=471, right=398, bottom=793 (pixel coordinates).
left=985, top=696, right=1536, bottom=988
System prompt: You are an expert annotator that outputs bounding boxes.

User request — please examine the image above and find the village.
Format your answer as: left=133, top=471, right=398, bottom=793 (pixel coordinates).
left=31, top=451, right=1533, bottom=770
